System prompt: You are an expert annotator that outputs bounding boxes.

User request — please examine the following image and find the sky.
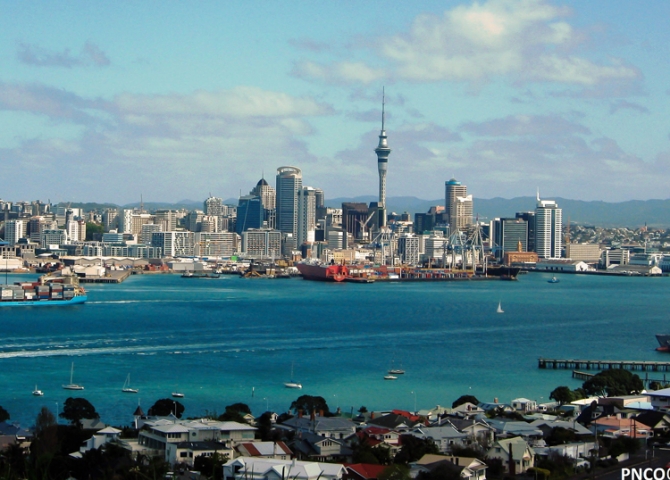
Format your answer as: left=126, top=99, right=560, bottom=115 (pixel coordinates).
left=1, top=0, right=669, bottom=205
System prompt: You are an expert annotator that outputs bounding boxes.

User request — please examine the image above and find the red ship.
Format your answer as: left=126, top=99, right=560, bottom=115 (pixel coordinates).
left=295, top=262, right=349, bottom=282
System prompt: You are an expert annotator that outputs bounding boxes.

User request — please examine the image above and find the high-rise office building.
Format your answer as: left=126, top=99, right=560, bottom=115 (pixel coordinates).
left=4, top=220, right=25, bottom=246
left=492, top=218, right=529, bottom=260
left=445, top=178, right=473, bottom=232
left=204, top=196, right=225, bottom=216
left=535, top=195, right=562, bottom=259
left=297, top=187, right=317, bottom=246
left=236, top=196, right=264, bottom=234
left=515, top=212, right=536, bottom=253
left=250, top=178, right=277, bottom=229
left=275, top=166, right=302, bottom=238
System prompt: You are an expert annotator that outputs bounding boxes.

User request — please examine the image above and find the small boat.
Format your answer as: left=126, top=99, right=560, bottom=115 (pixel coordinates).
left=284, top=362, right=302, bottom=389
left=32, top=385, right=44, bottom=396
left=388, top=358, right=405, bottom=375
left=62, top=362, right=84, bottom=390
left=172, top=391, right=184, bottom=398
left=497, top=301, right=504, bottom=314
left=384, top=374, right=397, bottom=380
left=122, top=373, right=138, bottom=393
left=548, top=276, right=560, bottom=284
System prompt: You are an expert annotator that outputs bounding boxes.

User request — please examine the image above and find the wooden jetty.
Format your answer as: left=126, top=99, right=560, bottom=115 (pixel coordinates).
left=539, top=357, right=670, bottom=372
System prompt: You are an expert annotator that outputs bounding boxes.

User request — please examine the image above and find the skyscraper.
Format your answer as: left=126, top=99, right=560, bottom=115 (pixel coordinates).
left=275, top=166, right=302, bottom=237
left=374, top=91, right=391, bottom=229
left=535, top=194, right=562, bottom=259
left=445, top=178, right=473, bottom=232
left=250, top=177, right=277, bottom=229
left=296, top=186, right=317, bottom=246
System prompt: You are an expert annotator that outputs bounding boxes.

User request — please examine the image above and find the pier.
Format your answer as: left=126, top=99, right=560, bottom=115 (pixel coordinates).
left=539, top=357, right=670, bottom=372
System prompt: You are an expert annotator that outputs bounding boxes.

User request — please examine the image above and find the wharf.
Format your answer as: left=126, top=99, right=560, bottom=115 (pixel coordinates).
left=540, top=357, right=670, bottom=372
left=78, top=270, right=131, bottom=284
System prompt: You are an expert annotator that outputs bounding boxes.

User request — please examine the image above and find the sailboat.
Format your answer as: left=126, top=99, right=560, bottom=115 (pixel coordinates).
left=122, top=374, right=138, bottom=393
left=62, top=362, right=84, bottom=390
left=284, top=362, right=302, bottom=389
left=388, top=358, right=405, bottom=375
left=32, top=385, right=44, bottom=396
left=497, top=301, right=504, bottom=314
left=172, top=386, right=184, bottom=398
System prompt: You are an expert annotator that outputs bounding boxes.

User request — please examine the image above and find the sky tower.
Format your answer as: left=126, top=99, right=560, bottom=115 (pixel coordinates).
left=375, top=89, right=391, bottom=229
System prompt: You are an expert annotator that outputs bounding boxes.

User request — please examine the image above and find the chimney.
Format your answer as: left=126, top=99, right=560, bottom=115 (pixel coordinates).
left=310, top=409, right=316, bottom=421
left=319, top=410, right=324, bottom=417
left=298, top=409, right=303, bottom=418
left=370, top=412, right=375, bottom=419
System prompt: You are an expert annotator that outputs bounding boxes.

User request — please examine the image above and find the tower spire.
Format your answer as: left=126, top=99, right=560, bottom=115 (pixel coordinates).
left=375, top=88, right=391, bottom=229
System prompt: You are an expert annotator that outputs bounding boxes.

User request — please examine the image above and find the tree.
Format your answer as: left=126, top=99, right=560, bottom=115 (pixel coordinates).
left=289, top=395, right=331, bottom=416
left=59, top=397, right=99, bottom=427
left=582, top=369, right=644, bottom=397
left=452, top=395, right=480, bottom=409
left=394, top=435, right=440, bottom=465
left=218, top=403, right=251, bottom=423
left=0, top=405, right=9, bottom=422
left=549, top=386, right=575, bottom=405
left=378, top=464, right=411, bottom=480
left=148, top=398, right=185, bottom=418
left=194, top=452, right=228, bottom=480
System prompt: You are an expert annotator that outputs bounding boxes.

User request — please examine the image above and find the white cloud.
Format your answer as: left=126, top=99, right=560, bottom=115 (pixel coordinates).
left=296, top=0, right=640, bottom=88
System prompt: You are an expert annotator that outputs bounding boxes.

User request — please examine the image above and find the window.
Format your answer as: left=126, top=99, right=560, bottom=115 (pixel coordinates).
left=180, top=452, right=187, bottom=458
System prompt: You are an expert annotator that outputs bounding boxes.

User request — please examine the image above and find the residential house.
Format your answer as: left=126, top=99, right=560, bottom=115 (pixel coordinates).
left=279, top=415, right=356, bottom=440
left=166, top=441, right=229, bottom=467
left=236, top=441, right=292, bottom=460
left=511, top=398, right=537, bottom=412
left=485, top=419, right=544, bottom=441
left=591, top=415, right=652, bottom=439
left=365, top=413, right=421, bottom=432
left=410, top=454, right=487, bottom=480
left=486, top=437, right=535, bottom=475
left=289, top=431, right=353, bottom=463
left=410, top=425, right=469, bottom=454
left=0, top=422, right=32, bottom=450
left=634, top=411, right=670, bottom=436
left=436, top=417, right=496, bottom=446
left=344, top=463, right=388, bottom=480
left=222, top=457, right=345, bottom=480
left=644, top=388, right=670, bottom=413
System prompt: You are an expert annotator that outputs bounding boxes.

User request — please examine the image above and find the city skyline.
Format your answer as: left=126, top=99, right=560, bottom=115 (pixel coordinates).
left=1, top=1, right=669, bottom=204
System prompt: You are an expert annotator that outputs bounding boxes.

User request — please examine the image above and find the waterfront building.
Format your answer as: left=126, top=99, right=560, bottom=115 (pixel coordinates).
left=423, top=232, right=446, bottom=264
left=241, top=228, right=282, bottom=259
left=297, top=187, right=318, bottom=247
left=515, top=212, right=536, bottom=253
left=41, top=229, right=67, bottom=248
left=565, top=243, right=601, bottom=262
left=503, top=241, right=538, bottom=266
left=194, top=232, right=237, bottom=257
left=275, top=166, right=302, bottom=239
left=151, top=231, right=195, bottom=257
left=327, top=230, right=345, bottom=250
left=398, top=233, right=420, bottom=265
left=236, top=196, right=264, bottom=234
left=140, top=224, right=162, bottom=245
left=535, top=196, right=562, bottom=259
left=4, top=220, right=25, bottom=246
left=445, top=179, right=472, bottom=232
left=601, top=248, right=630, bottom=267
left=66, top=219, right=86, bottom=243
left=492, top=218, right=528, bottom=261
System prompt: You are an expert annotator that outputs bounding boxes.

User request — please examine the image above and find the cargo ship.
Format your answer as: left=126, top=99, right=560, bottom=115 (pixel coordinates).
left=0, top=275, right=87, bottom=306
left=296, top=262, right=519, bottom=282
left=656, top=334, right=670, bottom=352
left=295, top=262, right=350, bottom=282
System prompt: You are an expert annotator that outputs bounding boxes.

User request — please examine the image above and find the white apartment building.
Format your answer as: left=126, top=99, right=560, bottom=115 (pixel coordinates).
left=535, top=197, right=562, bottom=259
left=4, top=220, right=25, bottom=246
left=151, top=231, right=195, bottom=257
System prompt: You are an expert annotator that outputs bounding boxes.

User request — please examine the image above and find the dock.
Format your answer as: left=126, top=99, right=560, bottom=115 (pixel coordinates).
left=539, top=357, right=670, bottom=372
left=78, top=270, right=132, bottom=284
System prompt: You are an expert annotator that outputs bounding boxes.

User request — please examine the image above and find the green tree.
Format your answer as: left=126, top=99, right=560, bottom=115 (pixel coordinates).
left=0, top=405, right=9, bottom=422
left=218, top=403, right=251, bottom=423
left=378, top=464, right=411, bottom=480
left=290, top=395, right=331, bottom=416
left=59, top=397, right=99, bottom=427
left=148, top=398, right=185, bottom=418
left=549, top=386, right=575, bottom=405
left=85, top=222, right=104, bottom=241
left=452, top=395, right=480, bottom=409
left=582, top=369, right=644, bottom=397
left=194, top=452, right=228, bottom=480
left=394, top=435, right=440, bottom=465
left=545, top=427, right=578, bottom=446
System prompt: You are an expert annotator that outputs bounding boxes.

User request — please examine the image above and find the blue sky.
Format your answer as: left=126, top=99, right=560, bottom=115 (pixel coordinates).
left=1, top=0, right=669, bottom=204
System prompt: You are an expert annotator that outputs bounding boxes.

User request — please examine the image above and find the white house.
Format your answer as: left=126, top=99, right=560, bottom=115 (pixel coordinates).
left=222, top=457, right=345, bottom=480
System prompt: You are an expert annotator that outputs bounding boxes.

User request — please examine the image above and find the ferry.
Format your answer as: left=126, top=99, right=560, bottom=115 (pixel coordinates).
left=0, top=274, right=87, bottom=307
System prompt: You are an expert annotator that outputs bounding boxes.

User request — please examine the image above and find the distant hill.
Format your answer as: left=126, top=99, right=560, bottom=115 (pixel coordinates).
left=326, top=196, right=670, bottom=228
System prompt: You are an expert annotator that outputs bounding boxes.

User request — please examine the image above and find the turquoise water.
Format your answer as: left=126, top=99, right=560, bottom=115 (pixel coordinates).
left=0, top=272, right=668, bottom=428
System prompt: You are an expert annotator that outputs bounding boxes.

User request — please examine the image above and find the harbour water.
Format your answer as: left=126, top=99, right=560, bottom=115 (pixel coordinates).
left=0, top=272, right=668, bottom=428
